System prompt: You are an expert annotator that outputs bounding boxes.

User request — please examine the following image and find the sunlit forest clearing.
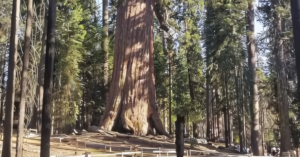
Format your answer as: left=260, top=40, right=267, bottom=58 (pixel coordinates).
left=0, top=0, right=300, bottom=156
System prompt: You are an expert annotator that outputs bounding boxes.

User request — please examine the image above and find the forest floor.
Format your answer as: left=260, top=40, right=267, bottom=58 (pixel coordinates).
left=0, top=129, right=241, bottom=157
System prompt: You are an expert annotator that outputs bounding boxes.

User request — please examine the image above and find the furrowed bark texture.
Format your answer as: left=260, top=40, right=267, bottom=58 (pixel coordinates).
left=40, top=0, right=56, bottom=156
left=16, top=0, right=33, bottom=156
left=99, top=0, right=169, bottom=137
left=274, top=2, right=291, bottom=153
left=291, top=0, right=300, bottom=101
left=291, top=1, right=300, bottom=152
left=247, top=1, right=262, bottom=155
left=2, top=0, right=20, bottom=156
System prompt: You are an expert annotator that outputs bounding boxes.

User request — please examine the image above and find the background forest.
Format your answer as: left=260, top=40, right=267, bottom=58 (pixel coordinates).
left=1, top=0, right=300, bottom=156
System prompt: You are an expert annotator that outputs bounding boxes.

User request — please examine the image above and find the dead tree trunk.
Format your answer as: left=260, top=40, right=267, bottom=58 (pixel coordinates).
left=16, top=0, right=33, bottom=156
left=176, top=115, right=184, bottom=157
left=99, top=0, right=169, bottom=136
left=247, top=1, right=262, bottom=155
left=40, top=0, right=56, bottom=156
left=2, top=0, right=21, bottom=156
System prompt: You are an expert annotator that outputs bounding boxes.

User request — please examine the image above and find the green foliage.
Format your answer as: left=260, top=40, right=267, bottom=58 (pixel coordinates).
left=53, top=0, right=87, bottom=126
left=169, top=0, right=205, bottom=122
left=234, top=135, right=239, bottom=144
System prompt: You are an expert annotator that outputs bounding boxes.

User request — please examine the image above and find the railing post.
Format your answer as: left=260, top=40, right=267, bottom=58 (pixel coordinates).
left=159, top=147, right=161, bottom=157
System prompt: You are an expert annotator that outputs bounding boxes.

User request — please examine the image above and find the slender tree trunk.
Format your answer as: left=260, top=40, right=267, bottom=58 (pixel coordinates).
left=161, top=31, right=171, bottom=134
left=163, top=101, right=166, bottom=130
left=102, top=0, right=109, bottom=98
left=206, top=71, right=211, bottom=140
left=37, top=0, right=47, bottom=132
left=217, top=113, right=219, bottom=140
left=243, top=72, right=247, bottom=148
left=212, top=99, right=215, bottom=141
left=175, top=115, right=184, bottom=157
left=81, top=87, right=86, bottom=129
left=0, top=46, right=6, bottom=123
left=228, top=109, right=231, bottom=145
left=274, top=2, right=291, bottom=153
left=235, top=67, right=243, bottom=153
left=215, top=86, right=220, bottom=141
left=225, top=74, right=231, bottom=145
left=261, top=109, right=265, bottom=155
left=223, top=107, right=228, bottom=147
left=0, top=72, right=5, bottom=123
left=40, top=0, right=56, bottom=156
left=0, top=44, right=7, bottom=124
left=168, top=48, right=172, bottom=135
left=16, top=0, right=33, bottom=156
left=222, top=73, right=229, bottom=147
left=247, top=1, right=262, bottom=155
left=2, top=0, right=21, bottom=156
left=99, top=0, right=169, bottom=136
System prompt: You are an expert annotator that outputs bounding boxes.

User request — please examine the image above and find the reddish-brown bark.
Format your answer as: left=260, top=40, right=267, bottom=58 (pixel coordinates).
left=99, top=0, right=169, bottom=137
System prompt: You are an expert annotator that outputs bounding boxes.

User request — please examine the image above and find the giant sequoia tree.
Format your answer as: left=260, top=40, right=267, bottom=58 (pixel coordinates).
left=99, top=0, right=169, bottom=136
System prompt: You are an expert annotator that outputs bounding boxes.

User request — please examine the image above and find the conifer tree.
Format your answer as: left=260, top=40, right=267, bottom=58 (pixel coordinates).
left=16, top=0, right=33, bottom=156
left=2, top=0, right=21, bottom=156
left=40, top=0, right=56, bottom=156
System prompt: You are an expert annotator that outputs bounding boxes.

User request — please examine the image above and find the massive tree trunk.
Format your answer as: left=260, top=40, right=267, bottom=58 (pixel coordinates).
left=2, top=0, right=20, bottom=156
left=40, top=0, right=56, bottom=156
left=274, top=2, right=291, bottom=154
left=291, top=0, right=300, bottom=102
left=16, top=0, right=33, bottom=156
left=291, top=0, right=300, bottom=154
left=99, top=0, right=169, bottom=137
left=247, top=1, right=262, bottom=155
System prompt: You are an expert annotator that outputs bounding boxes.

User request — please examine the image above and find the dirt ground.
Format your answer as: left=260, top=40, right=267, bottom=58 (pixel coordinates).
left=0, top=129, right=240, bottom=157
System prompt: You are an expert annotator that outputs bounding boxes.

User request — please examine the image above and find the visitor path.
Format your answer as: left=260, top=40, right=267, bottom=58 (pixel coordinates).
left=0, top=130, right=257, bottom=157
